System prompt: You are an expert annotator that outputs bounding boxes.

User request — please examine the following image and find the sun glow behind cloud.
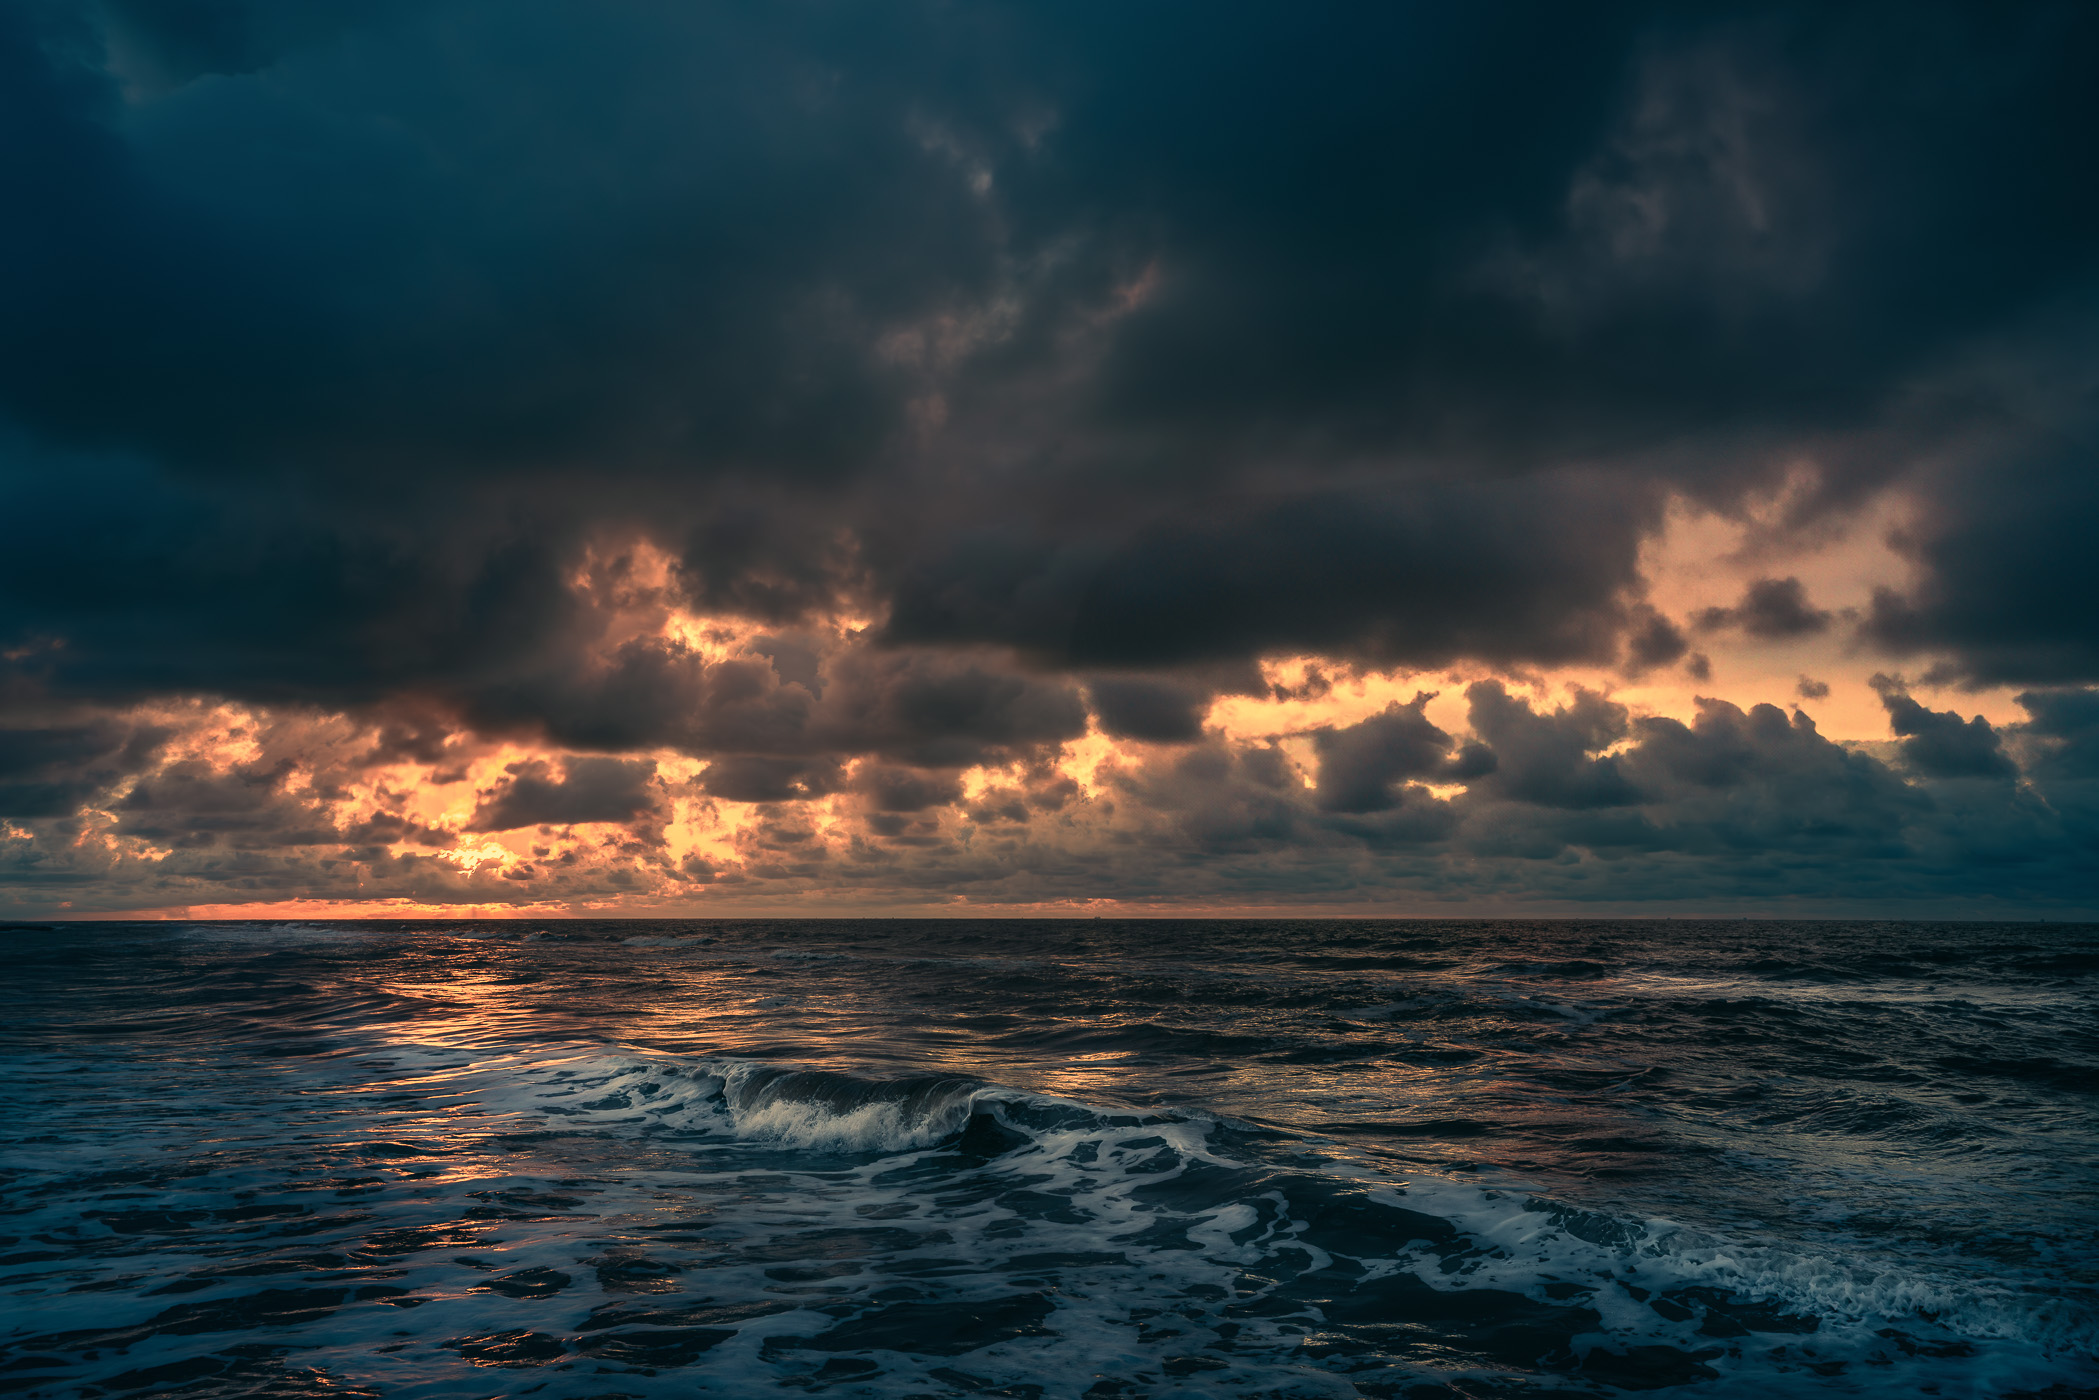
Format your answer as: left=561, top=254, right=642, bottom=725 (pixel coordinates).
left=22, top=498, right=2087, bottom=920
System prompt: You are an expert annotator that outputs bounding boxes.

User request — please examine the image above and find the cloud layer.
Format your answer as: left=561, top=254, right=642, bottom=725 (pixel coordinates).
left=1, top=1, right=2094, bottom=914
left=3, top=653, right=2093, bottom=916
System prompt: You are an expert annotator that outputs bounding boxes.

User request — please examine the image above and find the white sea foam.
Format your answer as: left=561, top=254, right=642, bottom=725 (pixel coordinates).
left=10, top=1030, right=2093, bottom=1400
left=461, top=1044, right=2099, bottom=1372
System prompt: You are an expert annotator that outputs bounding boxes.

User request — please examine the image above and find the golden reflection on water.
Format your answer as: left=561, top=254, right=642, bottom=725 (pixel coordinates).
left=259, top=933, right=1656, bottom=1189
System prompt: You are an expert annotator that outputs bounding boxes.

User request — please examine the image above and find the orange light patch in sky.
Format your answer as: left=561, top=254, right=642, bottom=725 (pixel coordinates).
left=1198, top=485, right=2027, bottom=752
left=1632, top=487, right=2024, bottom=737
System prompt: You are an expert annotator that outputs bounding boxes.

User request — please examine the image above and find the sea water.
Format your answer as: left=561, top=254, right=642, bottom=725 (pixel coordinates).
left=1, top=919, right=2093, bottom=1398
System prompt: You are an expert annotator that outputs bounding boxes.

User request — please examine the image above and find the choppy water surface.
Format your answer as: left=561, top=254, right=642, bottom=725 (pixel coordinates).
left=1, top=919, right=2094, bottom=1399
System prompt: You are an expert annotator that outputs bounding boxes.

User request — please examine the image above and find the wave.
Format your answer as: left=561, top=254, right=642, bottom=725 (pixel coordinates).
left=464, top=1046, right=2098, bottom=1367
left=488, top=1052, right=1129, bottom=1154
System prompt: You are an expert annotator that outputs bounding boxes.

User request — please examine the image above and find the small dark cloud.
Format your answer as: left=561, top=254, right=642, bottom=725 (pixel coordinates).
left=360, top=708, right=461, bottom=766
left=1796, top=675, right=1830, bottom=700
left=697, top=756, right=844, bottom=806
left=341, top=810, right=453, bottom=849
left=1696, top=577, right=1831, bottom=639
left=1087, top=677, right=1208, bottom=743
left=468, top=757, right=659, bottom=830
left=854, top=764, right=964, bottom=813
left=751, top=635, right=827, bottom=698
left=1622, top=607, right=1689, bottom=674
left=1268, top=664, right=1334, bottom=703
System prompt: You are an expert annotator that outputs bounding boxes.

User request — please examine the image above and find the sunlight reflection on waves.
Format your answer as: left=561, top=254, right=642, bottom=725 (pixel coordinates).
left=1, top=918, right=2093, bottom=1398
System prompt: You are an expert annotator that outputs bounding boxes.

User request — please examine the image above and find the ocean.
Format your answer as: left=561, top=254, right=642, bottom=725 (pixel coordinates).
left=1, top=919, right=2093, bottom=1399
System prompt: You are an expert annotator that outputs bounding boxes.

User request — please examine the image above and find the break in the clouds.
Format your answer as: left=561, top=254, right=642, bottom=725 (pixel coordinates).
left=1, top=1, right=2094, bottom=915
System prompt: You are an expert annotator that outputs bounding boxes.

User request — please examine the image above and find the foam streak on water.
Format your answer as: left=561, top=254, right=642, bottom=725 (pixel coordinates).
left=0, top=919, right=2094, bottom=1398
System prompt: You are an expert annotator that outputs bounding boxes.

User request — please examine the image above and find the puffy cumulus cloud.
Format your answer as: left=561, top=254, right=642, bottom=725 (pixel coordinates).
left=1621, top=606, right=1692, bottom=676
left=1611, top=701, right=1923, bottom=862
left=1695, top=577, right=1833, bottom=639
left=1086, top=677, right=1211, bottom=744
left=1, top=1, right=2097, bottom=914
left=852, top=765, right=965, bottom=815
left=1310, top=694, right=1481, bottom=816
left=697, top=755, right=844, bottom=806
left=1435, top=690, right=2090, bottom=904
left=1872, top=679, right=2017, bottom=781
left=467, top=757, right=661, bottom=831
left=1464, top=683, right=1640, bottom=810
left=2, top=670, right=2094, bottom=917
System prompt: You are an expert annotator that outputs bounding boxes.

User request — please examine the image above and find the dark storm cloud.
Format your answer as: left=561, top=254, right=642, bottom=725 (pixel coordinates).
left=1310, top=695, right=1477, bottom=815
left=0, top=0, right=2091, bottom=717
left=1865, top=431, right=2099, bottom=684
left=0, top=717, right=162, bottom=817
left=817, top=651, right=1089, bottom=767
left=879, top=476, right=1650, bottom=669
left=467, top=757, right=659, bottom=831
left=1464, top=682, right=1641, bottom=810
left=1874, top=683, right=2017, bottom=781
left=386, top=621, right=1085, bottom=773
left=1613, top=700, right=1924, bottom=860
left=1108, top=742, right=1323, bottom=855
left=2010, top=688, right=2099, bottom=863
left=1086, top=677, right=1210, bottom=744
left=0, top=447, right=588, bottom=705
left=0, top=0, right=2096, bottom=917
left=2017, top=687, right=2099, bottom=781
left=1434, top=691, right=2070, bottom=899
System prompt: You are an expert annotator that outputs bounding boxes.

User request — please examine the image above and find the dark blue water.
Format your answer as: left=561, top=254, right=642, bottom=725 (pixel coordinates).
left=1, top=920, right=2094, bottom=1398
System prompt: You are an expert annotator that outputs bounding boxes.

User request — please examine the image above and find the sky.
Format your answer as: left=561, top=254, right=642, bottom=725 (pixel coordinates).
left=1, top=0, right=2095, bottom=919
